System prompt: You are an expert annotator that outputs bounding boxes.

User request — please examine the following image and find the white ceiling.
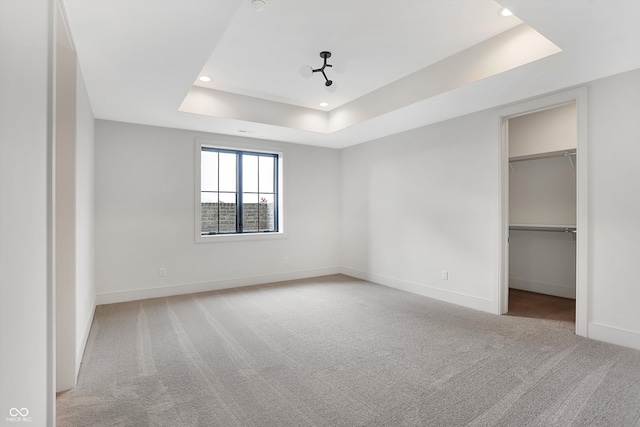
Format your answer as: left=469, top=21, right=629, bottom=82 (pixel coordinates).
left=195, top=0, right=522, bottom=110
left=64, top=0, right=640, bottom=149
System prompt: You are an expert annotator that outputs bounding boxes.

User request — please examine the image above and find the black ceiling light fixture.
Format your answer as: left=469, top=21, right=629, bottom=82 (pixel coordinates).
left=300, top=51, right=345, bottom=93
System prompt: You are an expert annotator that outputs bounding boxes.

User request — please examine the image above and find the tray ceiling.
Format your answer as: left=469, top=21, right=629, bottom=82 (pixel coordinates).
left=64, top=0, right=640, bottom=148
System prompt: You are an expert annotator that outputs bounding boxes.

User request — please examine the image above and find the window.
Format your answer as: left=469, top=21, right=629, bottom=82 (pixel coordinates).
left=198, top=145, right=280, bottom=238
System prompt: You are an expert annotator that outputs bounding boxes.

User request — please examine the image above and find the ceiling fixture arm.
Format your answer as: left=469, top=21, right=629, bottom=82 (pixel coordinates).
left=301, top=51, right=336, bottom=88
left=319, top=69, right=332, bottom=86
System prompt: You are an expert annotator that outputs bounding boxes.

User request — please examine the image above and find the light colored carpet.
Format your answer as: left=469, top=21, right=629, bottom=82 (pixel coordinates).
left=57, top=275, right=640, bottom=426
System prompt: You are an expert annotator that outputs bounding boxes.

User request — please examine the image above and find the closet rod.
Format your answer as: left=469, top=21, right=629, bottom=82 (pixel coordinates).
left=509, top=149, right=576, bottom=163
left=509, top=225, right=576, bottom=233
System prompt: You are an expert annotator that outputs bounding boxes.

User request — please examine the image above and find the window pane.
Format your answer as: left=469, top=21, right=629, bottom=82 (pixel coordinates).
left=201, top=192, right=219, bottom=234
left=219, top=192, right=236, bottom=203
left=218, top=192, right=237, bottom=233
left=242, top=193, right=259, bottom=232
left=243, top=155, right=258, bottom=193
left=259, top=156, right=274, bottom=193
left=201, top=192, right=218, bottom=203
left=219, top=152, right=236, bottom=192
left=201, top=151, right=218, bottom=192
left=259, top=193, right=275, bottom=231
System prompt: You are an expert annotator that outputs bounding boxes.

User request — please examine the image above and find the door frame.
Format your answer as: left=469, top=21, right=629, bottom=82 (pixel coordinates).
left=496, top=87, right=589, bottom=337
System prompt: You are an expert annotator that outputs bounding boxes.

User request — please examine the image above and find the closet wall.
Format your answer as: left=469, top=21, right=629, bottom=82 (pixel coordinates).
left=509, top=103, right=577, bottom=299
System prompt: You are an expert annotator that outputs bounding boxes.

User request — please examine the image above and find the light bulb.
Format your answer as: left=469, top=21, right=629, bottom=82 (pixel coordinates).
left=299, top=64, right=313, bottom=78
left=333, top=59, right=347, bottom=74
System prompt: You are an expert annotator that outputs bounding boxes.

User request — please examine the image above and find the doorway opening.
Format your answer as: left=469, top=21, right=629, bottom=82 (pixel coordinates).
left=497, top=88, right=588, bottom=337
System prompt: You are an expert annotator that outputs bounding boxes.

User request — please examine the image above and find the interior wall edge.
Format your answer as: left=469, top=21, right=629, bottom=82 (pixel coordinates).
left=75, top=303, right=95, bottom=379
left=73, top=56, right=96, bottom=383
left=55, top=0, right=79, bottom=393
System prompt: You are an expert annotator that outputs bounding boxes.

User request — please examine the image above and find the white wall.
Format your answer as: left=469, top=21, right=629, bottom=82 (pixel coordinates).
left=509, top=156, right=576, bottom=226
left=0, top=0, right=53, bottom=424
left=508, top=103, right=577, bottom=157
left=509, top=230, right=576, bottom=299
left=94, top=121, right=340, bottom=303
left=340, top=110, right=499, bottom=313
left=75, top=63, right=95, bottom=377
left=588, top=68, right=640, bottom=349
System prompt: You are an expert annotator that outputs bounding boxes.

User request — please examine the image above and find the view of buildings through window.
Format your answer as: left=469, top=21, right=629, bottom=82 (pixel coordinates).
left=200, top=147, right=278, bottom=234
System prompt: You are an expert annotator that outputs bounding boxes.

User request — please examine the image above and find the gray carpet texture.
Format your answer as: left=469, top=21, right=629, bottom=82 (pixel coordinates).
left=57, top=275, right=640, bottom=426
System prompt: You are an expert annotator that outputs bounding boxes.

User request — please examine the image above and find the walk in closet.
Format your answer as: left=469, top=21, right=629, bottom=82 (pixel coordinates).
left=508, top=103, right=577, bottom=319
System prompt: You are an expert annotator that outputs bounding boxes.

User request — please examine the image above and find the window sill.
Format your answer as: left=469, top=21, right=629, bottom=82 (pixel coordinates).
left=195, top=231, right=286, bottom=244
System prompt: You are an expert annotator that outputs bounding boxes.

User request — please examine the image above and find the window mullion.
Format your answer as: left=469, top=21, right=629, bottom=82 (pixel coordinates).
left=257, top=157, right=261, bottom=231
left=217, top=153, right=221, bottom=234
left=237, top=152, right=243, bottom=233
left=274, top=156, right=278, bottom=232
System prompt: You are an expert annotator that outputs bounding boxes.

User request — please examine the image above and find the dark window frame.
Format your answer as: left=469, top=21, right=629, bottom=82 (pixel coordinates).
left=200, top=146, right=279, bottom=236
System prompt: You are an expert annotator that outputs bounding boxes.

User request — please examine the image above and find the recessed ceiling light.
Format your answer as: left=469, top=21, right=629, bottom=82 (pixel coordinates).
left=498, top=7, right=513, bottom=17
left=319, top=102, right=329, bottom=107
left=198, top=75, right=212, bottom=82
left=251, top=0, right=266, bottom=12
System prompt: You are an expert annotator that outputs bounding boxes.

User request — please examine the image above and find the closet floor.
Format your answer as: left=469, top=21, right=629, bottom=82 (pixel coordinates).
left=507, top=289, right=575, bottom=323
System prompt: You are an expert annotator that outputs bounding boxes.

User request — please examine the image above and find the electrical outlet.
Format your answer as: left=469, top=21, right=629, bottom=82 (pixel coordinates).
left=441, top=270, right=449, bottom=280
left=159, top=267, right=166, bottom=277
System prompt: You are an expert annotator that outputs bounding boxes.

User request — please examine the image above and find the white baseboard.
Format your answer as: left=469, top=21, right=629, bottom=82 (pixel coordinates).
left=75, top=298, right=96, bottom=381
left=588, top=322, right=640, bottom=351
left=340, top=267, right=494, bottom=313
left=509, top=278, right=576, bottom=299
left=96, top=267, right=341, bottom=305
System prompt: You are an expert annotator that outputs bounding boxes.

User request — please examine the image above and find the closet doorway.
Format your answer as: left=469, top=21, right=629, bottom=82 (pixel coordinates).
left=508, top=103, right=577, bottom=324
left=497, top=89, right=588, bottom=337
